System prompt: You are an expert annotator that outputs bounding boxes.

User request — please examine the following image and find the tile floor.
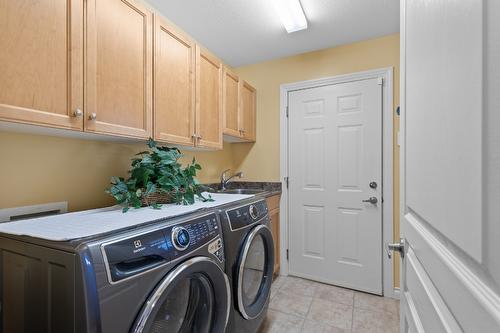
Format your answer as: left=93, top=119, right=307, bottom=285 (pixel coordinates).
left=259, top=276, right=400, bottom=333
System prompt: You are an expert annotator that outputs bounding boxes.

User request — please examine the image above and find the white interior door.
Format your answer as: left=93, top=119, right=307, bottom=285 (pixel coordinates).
left=399, top=0, right=500, bottom=331
left=288, top=78, right=383, bottom=294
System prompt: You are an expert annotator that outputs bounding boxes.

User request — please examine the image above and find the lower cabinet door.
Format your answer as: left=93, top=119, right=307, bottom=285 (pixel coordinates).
left=269, top=209, right=280, bottom=276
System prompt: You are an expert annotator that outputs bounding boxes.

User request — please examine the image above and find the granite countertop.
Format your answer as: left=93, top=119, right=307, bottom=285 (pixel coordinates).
left=203, top=181, right=282, bottom=198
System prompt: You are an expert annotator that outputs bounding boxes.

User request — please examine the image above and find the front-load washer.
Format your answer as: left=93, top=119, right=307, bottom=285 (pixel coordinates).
left=218, top=198, right=275, bottom=333
left=0, top=211, right=231, bottom=333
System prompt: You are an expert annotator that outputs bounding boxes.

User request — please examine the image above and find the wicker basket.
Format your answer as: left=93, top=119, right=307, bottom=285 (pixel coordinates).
left=140, top=190, right=175, bottom=206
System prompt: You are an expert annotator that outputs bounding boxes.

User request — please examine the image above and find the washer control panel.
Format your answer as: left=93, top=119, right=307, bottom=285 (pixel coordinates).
left=102, top=213, right=223, bottom=283
left=225, top=200, right=268, bottom=231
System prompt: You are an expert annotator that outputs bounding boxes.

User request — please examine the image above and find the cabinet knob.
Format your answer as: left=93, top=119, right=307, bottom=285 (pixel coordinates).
left=88, top=112, right=97, bottom=120
left=73, top=108, right=83, bottom=117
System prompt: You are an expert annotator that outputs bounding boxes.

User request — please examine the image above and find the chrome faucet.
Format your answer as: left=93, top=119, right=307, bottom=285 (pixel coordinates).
left=220, top=169, right=243, bottom=191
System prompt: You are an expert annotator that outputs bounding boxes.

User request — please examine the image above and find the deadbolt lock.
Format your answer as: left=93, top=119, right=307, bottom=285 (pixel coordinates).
left=369, top=181, right=378, bottom=189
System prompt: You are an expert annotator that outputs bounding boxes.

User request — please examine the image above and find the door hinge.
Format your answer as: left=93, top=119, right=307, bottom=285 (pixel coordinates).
left=377, top=77, right=384, bottom=85
left=286, top=249, right=289, bottom=261
left=284, top=177, right=289, bottom=189
left=286, top=106, right=289, bottom=118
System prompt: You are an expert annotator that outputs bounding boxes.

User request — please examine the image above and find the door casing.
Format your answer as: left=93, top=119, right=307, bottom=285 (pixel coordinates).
left=279, top=67, right=396, bottom=298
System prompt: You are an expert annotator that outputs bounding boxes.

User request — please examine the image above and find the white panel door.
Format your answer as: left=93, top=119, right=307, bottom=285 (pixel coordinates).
left=399, top=0, right=500, bottom=332
left=289, top=78, right=383, bottom=294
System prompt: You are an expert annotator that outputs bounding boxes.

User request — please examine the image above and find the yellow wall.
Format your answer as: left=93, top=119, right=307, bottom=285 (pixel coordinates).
left=233, top=33, right=401, bottom=286
left=0, top=132, right=233, bottom=211
left=233, top=34, right=400, bottom=180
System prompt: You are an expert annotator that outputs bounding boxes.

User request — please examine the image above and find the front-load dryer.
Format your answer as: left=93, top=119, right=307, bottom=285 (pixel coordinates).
left=0, top=211, right=231, bottom=333
left=218, top=198, right=275, bottom=333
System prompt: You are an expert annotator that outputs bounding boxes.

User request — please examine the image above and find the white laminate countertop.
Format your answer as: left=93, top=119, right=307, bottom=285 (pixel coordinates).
left=0, top=192, right=254, bottom=241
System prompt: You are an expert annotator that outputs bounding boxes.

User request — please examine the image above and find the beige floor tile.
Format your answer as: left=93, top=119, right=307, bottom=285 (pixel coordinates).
left=313, top=283, right=354, bottom=306
left=271, top=276, right=287, bottom=300
left=354, top=292, right=400, bottom=315
left=272, top=276, right=287, bottom=290
left=280, top=276, right=319, bottom=297
left=270, top=285, right=279, bottom=301
left=352, top=308, right=399, bottom=333
left=270, top=291, right=314, bottom=317
left=301, top=319, right=349, bottom=333
left=306, top=298, right=352, bottom=330
left=259, top=309, right=305, bottom=333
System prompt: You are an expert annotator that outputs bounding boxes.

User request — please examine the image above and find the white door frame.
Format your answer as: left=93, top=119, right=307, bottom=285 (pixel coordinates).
left=279, top=67, right=396, bottom=298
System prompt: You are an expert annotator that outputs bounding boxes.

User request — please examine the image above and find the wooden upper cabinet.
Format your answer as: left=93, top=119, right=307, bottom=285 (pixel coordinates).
left=0, top=0, right=84, bottom=130
left=195, top=46, right=223, bottom=149
left=222, top=67, right=240, bottom=137
left=240, top=80, right=256, bottom=142
left=85, top=0, right=152, bottom=139
left=154, top=16, right=195, bottom=146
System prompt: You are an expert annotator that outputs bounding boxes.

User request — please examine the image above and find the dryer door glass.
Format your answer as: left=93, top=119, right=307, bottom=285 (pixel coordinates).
left=133, top=257, right=230, bottom=333
left=149, top=274, right=213, bottom=333
left=237, top=225, right=275, bottom=320
left=242, top=235, right=265, bottom=304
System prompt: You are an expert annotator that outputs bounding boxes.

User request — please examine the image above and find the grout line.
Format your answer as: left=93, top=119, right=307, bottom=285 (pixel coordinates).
left=268, top=306, right=309, bottom=321
left=350, top=303, right=355, bottom=333
left=300, top=283, right=318, bottom=332
left=350, top=291, right=355, bottom=333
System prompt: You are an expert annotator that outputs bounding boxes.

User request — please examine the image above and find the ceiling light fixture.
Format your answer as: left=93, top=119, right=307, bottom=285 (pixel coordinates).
left=272, top=0, right=308, bottom=33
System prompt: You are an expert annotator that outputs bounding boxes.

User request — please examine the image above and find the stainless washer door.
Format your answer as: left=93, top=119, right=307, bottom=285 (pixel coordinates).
left=236, top=224, right=275, bottom=320
left=132, top=257, right=230, bottom=333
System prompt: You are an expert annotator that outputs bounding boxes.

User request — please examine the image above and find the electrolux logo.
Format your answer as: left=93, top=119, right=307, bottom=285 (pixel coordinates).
left=134, top=240, right=142, bottom=248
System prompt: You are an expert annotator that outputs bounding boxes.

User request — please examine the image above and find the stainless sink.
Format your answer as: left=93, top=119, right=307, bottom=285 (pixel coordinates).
left=218, top=188, right=264, bottom=195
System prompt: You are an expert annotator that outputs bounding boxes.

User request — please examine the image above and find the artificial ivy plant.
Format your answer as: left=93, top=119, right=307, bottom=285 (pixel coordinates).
left=107, top=138, right=212, bottom=212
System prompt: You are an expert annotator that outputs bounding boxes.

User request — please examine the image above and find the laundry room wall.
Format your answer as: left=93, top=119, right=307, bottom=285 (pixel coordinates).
left=0, top=132, right=234, bottom=212
left=232, top=33, right=401, bottom=287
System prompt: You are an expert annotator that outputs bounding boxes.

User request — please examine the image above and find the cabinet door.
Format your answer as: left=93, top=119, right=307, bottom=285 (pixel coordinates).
left=222, top=67, right=240, bottom=137
left=266, top=195, right=281, bottom=276
left=239, top=80, right=256, bottom=142
left=86, top=0, right=152, bottom=138
left=154, top=17, right=195, bottom=146
left=0, top=0, right=83, bottom=130
left=195, top=46, right=223, bottom=149
left=269, top=209, right=280, bottom=276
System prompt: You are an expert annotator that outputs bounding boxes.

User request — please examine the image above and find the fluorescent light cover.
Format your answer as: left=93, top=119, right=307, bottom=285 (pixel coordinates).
left=273, top=0, right=308, bottom=33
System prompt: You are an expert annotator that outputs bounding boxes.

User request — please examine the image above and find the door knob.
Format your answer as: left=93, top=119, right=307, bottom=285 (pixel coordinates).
left=73, top=108, right=83, bottom=117
left=362, top=197, right=378, bottom=204
left=387, top=239, right=405, bottom=259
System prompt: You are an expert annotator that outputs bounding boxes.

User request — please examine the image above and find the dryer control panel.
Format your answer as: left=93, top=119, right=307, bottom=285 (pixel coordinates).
left=102, top=213, right=223, bottom=283
left=225, top=200, right=268, bottom=231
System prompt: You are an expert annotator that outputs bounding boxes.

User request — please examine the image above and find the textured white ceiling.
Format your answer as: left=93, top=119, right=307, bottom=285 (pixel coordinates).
left=146, top=0, right=400, bottom=67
